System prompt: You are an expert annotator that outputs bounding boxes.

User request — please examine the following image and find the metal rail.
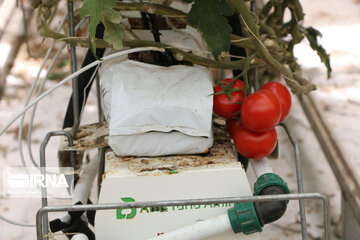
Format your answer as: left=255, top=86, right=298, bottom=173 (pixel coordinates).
left=280, top=123, right=308, bottom=240
left=36, top=193, right=331, bottom=240
left=67, top=1, right=80, bottom=138
left=39, top=131, right=75, bottom=239
left=250, top=0, right=259, bottom=92
left=35, top=121, right=331, bottom=240
left=299, top=94, right=360, bottom=226
left=95, top=75, right=104, bottom=122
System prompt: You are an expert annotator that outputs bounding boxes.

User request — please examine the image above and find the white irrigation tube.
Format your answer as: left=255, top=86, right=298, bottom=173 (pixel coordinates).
left=0, top=47, right=165, bottom=136
left=50, top=154, right=100, bottom=233
left=146, top=214, right=232, bottom=240
left=71, top=233, right=89, bottom=240
left=0, top=214, right=35, bottom=227
left=17, top=13, right=68, bottom=170
left=250, top=158, right=274, bottom=178
left=26, top=19, right=86, bottom=168
left=79, top=64, right=100, bottom=123
left=26, top=43, right=66, bottom=168
left=73, top=154, right=101, bottom=204
left=46, top=154, right=100, bottom=237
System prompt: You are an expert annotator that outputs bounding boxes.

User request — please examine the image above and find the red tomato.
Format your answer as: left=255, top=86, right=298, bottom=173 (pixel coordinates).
left=261, top=82, right=292, bottom=122
left=233, top=125, right=277, bottom=159
left=226, top=118, right=241, bottom=138
left=213, top=78, right=245, bottom=119
left=241, top=90, right=281, bottom=132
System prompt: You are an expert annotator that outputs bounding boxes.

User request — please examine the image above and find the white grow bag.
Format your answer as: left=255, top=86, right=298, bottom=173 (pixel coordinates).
left=100, top=59, right=214, bottom=156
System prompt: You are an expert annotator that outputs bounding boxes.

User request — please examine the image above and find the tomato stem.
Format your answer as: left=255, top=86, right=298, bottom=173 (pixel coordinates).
left=241, top=54, right=256, bottom=98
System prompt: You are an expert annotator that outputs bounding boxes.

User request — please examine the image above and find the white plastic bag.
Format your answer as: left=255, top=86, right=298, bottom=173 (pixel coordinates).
left=100, top=59, right=214, bottom=156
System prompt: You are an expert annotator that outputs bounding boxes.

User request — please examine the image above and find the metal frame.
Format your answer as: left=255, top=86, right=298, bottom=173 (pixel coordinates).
left=299, top=93, right=360, bottom=239
left=36, top=121, right=332, bottom=240
left=280, top=123, right=308, bottom=240
left=39, top=131, right=76, bottom=238
left=36, top=193, right=331, bottom=240
left=67, top=0, right=80, bottom=138
left=299, top=94, right=360, bottom=224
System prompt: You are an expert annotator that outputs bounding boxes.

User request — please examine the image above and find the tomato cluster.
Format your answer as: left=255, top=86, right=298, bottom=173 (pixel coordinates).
left=213, top=78, right=245, bottom=119
left=213, top=79, right=292, bottom=160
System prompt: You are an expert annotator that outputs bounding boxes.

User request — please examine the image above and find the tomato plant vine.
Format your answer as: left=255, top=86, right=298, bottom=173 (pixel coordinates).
left=32, top=0, right=331, bottom=94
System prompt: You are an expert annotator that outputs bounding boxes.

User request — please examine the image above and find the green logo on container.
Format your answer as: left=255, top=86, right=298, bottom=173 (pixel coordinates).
left=116, top=197, right=137, bottom=219
left=116, top=197, right=233, bottom=220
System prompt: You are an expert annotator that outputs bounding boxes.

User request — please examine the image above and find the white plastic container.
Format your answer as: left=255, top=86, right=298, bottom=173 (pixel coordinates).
left=95, top=149, right=259, bottom=240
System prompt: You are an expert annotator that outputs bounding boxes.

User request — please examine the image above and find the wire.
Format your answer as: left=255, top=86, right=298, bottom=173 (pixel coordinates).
left=26, top=19, right=87, bottom=168
left=79, top=65, right=100, bottom=122
left=78, top=44, right=113, bottom=122
left=17, top=13, right=68, bottom=177
left=26, top=43, right=66, bottom=168
left=0, top=47, right=165, bottom=136
left=0, top=213, right=35, bottom=227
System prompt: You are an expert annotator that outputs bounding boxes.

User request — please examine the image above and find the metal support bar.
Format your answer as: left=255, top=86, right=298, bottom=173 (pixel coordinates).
left=67, top=1, right=80, bottom=137
left=36, top=193, right=331, bottom=240
left=39, top=131, right=75, bottom=240
left=95, top=74, right=104, bottom=122
left=250, top=0, right=259, bottom=93
left=280, top=123, right=308, bottom=240
left=299, top=94, right=360, bottom=226
left=342, top=193, right=360, bottom=240
left=95, top=74, right=105, bottom=195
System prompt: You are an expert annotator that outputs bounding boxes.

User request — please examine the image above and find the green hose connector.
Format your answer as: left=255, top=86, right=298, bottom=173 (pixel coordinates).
left=227, top=202, right=262, bottom=235
left=227, top=173, right=290, bottom=235
left=253, top=173, right=290, bottom=196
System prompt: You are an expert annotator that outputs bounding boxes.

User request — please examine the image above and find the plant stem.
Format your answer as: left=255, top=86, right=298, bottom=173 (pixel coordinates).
left=225, top=0, right=315, bottom=94
left=242, top=54, right=256, bottom=97
left=114, top=2, right=259, bottom=51
left=114, top=2, right=187, bottom=18
left=39, top=25, right=263, bottom=70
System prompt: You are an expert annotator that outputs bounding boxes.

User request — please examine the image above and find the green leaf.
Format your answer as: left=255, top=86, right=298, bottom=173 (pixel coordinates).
left=101, top=8, right=124, bottom=50
left=80, top=0, right=118, bottom=57
left=103, top=8, right=122, bottom=24
left=81, top=0, right=103, bottom=56
left=218, top=1, right=234, bottom=16
left=103, top=0, right=117, bottom=7
left=303, top=26, right=332, bottom=78
left=187, top=0, right=234, bottom=59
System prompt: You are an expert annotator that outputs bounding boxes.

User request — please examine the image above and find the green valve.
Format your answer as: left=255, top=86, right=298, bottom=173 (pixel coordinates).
left=254, top=173, right=290, bottom=196
left=227, top=202, right=262, bottom=235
